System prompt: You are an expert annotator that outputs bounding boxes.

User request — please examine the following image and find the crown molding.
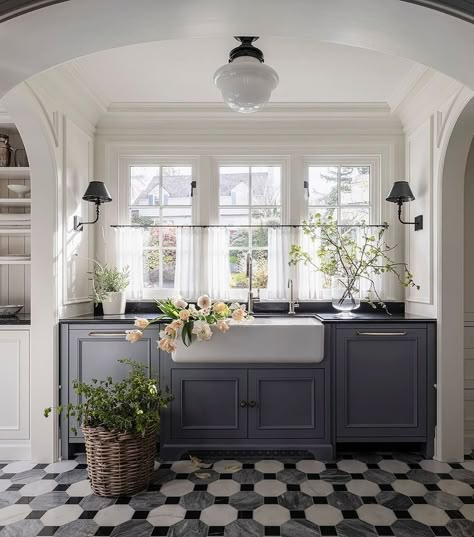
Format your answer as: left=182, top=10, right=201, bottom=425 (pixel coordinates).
left=97, top=102, right=403, bottom=136
left=388, top=64, right=430, bottom=113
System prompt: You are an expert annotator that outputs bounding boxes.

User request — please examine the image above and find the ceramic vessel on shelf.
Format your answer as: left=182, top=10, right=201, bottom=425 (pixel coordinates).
left=14, top=149, right=29, bottom=168
left=0, top=135, right=12, bottom=167
left=102, top=291, right=126, bottom=315
left=7, top=185, right=30, bottom=198
left=0, top=305, right=23, bottom=317
left=331, top=276, right=361, bottom=318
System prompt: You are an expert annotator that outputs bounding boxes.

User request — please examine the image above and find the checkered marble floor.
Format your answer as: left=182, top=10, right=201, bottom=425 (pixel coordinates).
left=0, top=453, right=473, bottom=537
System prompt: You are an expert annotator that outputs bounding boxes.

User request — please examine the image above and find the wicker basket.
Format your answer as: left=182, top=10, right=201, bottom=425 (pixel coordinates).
left=83, top=425, right=157, bottom=497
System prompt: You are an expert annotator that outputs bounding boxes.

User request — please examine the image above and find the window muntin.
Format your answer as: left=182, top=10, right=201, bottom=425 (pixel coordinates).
left=218, top=165, right=282, bottom=290
left=307, top=165, right=371, bottom=225
left=129, top=165, right=193, bottom=290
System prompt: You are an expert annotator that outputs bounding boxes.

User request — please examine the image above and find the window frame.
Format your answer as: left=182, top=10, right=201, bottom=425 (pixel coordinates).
left=303, top=155, right=380, bottom=226
left=211, top=156, right=290, bottom=299
left=118, top=155, right=198, bottom=299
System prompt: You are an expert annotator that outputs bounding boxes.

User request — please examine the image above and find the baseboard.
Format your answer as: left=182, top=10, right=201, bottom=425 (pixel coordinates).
left=0, top=441, right=31, bottom=460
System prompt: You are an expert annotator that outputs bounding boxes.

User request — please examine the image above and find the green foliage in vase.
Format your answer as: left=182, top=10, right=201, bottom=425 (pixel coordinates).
left=44, top=359, right=173, bottom=435
left=289, top=213, right=420, bottom=313
left=91, top=261, right=130, bottom=304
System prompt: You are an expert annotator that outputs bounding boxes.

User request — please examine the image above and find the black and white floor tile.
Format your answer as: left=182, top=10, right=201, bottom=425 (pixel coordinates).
left=0, top=453, right=473, bottom=536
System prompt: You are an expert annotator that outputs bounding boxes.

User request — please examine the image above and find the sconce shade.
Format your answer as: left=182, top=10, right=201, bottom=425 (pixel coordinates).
left=82, top=181, right=112, bottom=204
left=386, top=181, right=415, bottom=203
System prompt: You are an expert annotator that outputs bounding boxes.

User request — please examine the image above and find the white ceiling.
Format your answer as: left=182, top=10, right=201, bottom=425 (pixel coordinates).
left=71, top=37, right=418, bottom=105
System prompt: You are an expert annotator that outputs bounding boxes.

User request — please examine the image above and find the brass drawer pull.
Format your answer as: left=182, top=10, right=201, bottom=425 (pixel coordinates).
left=356, top=331, right=407, bottom=336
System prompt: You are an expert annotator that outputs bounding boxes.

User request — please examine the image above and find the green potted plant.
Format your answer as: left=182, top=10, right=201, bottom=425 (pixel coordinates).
left=44, top=359, right=173, bottom=497
left=92, top=261, right=129, bottom=315
left=290, top=213, right=419, bottom=317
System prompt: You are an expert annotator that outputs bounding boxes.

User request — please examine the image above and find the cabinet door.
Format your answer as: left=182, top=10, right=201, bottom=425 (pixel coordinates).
left=170, top=368, right=247, bottom=439
left=0, top=330, right=29, bottom=441
left=248, top=369, right=325, bottom=439
left=67, top=326, right=160, bottom=439
left=336, top=327, right=427, bottom=438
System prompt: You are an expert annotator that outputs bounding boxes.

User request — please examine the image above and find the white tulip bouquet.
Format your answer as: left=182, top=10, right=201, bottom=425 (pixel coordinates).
left=126, top=295, right=251, bottom=352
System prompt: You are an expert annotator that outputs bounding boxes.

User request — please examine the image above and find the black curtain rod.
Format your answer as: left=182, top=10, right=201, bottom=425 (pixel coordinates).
left=111, top=224, right=388, bottom=229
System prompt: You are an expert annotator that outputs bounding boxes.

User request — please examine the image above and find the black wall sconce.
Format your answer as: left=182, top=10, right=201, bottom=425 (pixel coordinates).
left=74, top=181, right=112, bottom=232
left=386, top=181, right=423, bottom=231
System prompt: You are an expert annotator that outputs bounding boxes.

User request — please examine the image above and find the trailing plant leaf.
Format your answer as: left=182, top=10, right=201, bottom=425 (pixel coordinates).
left=44, top=359, right=173, bottom=435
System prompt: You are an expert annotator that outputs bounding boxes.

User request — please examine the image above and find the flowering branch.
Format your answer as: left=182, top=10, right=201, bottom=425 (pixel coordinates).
left=126, top=295, right=251, bottom=351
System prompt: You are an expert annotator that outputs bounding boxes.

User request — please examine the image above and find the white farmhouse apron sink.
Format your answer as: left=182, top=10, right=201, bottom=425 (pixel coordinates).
left=172, top=316, right=324, bottom=363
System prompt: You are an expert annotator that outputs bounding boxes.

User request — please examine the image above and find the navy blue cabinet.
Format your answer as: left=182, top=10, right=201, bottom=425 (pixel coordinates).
left=60, top=323, right=160, bottom=458
left=160, top=356, right=332, bottom=460
left=334, top=323, right=436, bottom=455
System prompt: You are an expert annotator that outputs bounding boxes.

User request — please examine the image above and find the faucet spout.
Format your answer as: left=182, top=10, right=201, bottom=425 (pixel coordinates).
left=288, top=278, right=299, bottom=315
left=246, top=252, right=258, bottom=314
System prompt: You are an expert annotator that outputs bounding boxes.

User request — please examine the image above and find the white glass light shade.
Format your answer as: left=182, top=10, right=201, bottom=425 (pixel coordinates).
left=214, top=56, right=279, bottom=114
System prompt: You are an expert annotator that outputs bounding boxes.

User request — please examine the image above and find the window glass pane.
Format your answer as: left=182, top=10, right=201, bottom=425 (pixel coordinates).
left=252, top=250, right=268, bottom=289
left=219, top=207, right=249, bottom=226
left=309, top=207, right=337, bottom=222
left=251, top=208, right=281, bottom=248
left=162, top=249, right=176, bottom=289
left=308, top=166, right=338, bottom=206
left=229, top=228, right=249, bottom=248
left=251, top=166, right=281, bottom=205
left=130, top=207, right=160, bottom=225
left=162, top=207, right=192, bottom=226
left=130, top=166, right=160, bottom=205
left=162, top=166, right=192, bottom=206
left=143, top=250, right=160, bottom=288
left=219, top=166, right=249, bottom=205
left=229, top=249, right=248, bottom=288
left=340, top=166, right=370, bottom=205
left=340, top=207, right=370, bottom=225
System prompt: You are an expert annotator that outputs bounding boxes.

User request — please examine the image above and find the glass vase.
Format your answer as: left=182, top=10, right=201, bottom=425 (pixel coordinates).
left=331, top=276, right=360, bottom=318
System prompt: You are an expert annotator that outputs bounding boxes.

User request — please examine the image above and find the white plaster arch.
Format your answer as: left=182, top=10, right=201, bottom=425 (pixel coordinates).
left=0, top=0, right=474, bottom=98
left=435, top=92, right=474, bottom=461
left=2, top=84, right=59, bottom=462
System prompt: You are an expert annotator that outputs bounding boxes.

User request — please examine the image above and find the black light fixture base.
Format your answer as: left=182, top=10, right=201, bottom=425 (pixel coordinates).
left=73, top=215, right=84, bottom=232
left=414, top=215, right=423, bottom=231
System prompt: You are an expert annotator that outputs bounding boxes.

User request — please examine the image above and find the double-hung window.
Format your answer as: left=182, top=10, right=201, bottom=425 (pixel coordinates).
left=128, top=164, right=193, bottom=294
left=218, top=165, right=282, bottom=294
left=306, top=164, right=372, bottom=224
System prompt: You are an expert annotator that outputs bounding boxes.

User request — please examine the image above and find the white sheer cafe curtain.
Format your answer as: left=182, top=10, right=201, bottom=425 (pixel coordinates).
left=175, top=227, right=201, bottom=300
left=267, top=227, right=290, bottom=300
left=114, top=227, right=144, bottom=299
left=206, top=227, right=231, bottom=301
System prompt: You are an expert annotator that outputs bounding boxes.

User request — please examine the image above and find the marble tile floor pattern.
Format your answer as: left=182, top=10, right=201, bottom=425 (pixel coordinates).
left=0, top=453, right=473, bottom=537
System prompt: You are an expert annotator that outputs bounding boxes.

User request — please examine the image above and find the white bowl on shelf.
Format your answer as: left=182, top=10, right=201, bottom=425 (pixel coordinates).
left=0, top=305, right=23, bottom=317
left=7, top=185, right=30, bottom=198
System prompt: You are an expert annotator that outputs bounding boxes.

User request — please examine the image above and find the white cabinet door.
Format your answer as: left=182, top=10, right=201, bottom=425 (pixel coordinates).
left=0, top=330, right=29, bottom=440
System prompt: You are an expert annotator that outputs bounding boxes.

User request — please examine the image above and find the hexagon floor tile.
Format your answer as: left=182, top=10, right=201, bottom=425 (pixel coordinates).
left=0, top=451, right=471, bottom=536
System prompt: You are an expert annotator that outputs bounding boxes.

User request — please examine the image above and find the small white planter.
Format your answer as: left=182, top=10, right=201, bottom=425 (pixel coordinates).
left=102, top=291, right=126, bottom=315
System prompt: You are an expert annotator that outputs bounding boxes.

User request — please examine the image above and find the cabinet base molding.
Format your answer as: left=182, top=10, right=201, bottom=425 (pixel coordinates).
left=160, top=442, right=334, bottom=462
left=0, top=441, right=31, bottom=460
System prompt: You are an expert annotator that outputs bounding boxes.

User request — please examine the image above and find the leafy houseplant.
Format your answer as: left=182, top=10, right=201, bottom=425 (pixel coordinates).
left=44, top=359, right=173, bottom=496
left=289, top=214, right=419, bottom=316
left=91, top=261, right=129, bottom=315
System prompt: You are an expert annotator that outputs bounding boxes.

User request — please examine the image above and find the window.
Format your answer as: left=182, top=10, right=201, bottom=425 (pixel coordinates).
left=218, top=165, right=282, bottom=291
left=307, top=165, right=371, bottom=225
left=129, top=165, right=193, bottom=290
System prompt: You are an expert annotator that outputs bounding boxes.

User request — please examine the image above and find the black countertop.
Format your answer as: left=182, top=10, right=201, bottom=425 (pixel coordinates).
left=60, top=311, right=436, bottom=325
left=0, top=313, right=31, bottom=325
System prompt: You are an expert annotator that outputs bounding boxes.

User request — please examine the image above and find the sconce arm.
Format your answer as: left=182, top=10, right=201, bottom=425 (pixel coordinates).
left=74, top=203, right=101, bottom=232
left=397, top=202, right=423, bottom=231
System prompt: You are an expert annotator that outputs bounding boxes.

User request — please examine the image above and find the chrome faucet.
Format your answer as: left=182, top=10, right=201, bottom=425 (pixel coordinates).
left=246, top=252, right=259, bottom=314
left=288, top=278, right=299, bottom=315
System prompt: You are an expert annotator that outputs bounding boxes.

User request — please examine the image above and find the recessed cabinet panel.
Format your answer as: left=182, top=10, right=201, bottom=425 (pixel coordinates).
left=248, top=369, right=325, bottom=439
left=67, top=327, right=160, bottom=440
left=171, top=369, right=247, bottom=439
left=336, top=327, right=427, bottom=438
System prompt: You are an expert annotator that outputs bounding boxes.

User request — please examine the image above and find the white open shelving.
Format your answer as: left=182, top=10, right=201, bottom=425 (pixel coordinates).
left=0, top=198, right=31, bottom=207
left=0, top=167, right=30, bottom=178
